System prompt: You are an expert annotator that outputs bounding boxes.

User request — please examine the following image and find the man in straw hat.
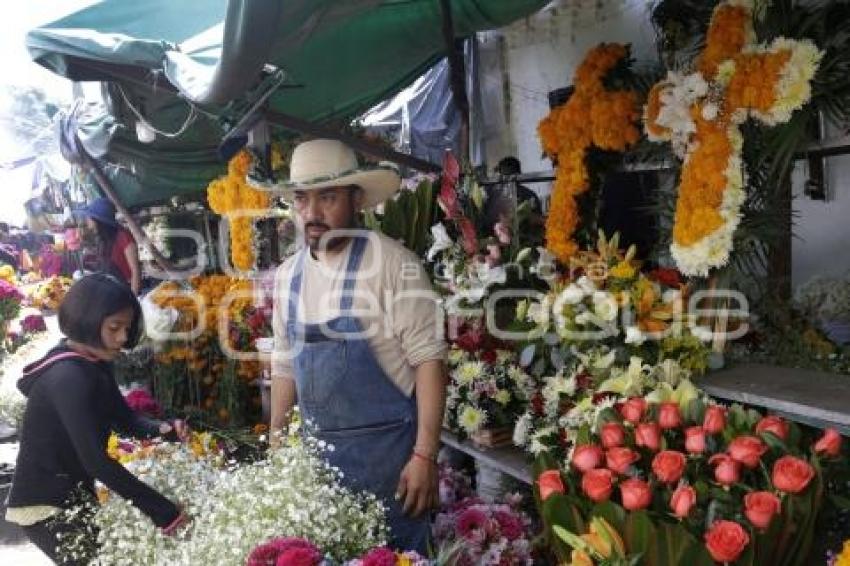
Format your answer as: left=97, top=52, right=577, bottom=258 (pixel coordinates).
left=269, top=139, right=447, bottom=553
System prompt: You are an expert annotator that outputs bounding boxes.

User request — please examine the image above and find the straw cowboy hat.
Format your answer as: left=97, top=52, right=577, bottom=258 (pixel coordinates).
left=277, top=139, right=400, bottom=209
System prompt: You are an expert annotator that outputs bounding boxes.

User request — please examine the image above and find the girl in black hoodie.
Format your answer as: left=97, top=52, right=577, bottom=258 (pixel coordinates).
left=5, top=274, right=188, bottom=564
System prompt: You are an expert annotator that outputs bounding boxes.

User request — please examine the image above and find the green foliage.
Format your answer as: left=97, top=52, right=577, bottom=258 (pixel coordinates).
left=363, top=178, right=435, bottom=256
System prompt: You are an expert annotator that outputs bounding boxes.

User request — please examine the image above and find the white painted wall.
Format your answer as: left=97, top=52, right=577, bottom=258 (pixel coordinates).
left=791, top=153, right=850, bottom=287
left=485, top=0, right=658, bottom=176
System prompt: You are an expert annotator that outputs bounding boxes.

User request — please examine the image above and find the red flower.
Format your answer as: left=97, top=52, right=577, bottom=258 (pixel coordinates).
left=658, top=402, right=682, bottom=430
left=571, top=444, right=604, bottom=472
left=537, top=470, right=566, bottom=501
left=493, top=509, right=525, bottom=541
left=755, top=416, right=789, bottom=441
left=361, top=547, right=398, bottom=566
left=275, top=547, right=321, bottom=566
left=703, top=405, right=727, bottom=435
left=684, top=426, right=706, bottom=454
left=649, top=267, right=682, bottom=288
left=600, top=422, right=626, bottom=449
left=728, top=436, right=768, bottom=469
left=619, top=397, right=646, bottom=424
left=456, top=507, right=489, bottom=540
left=458, top=218, right=478, bottom=256
left=652, top=450, right=687, bottom=484
left=709, top=454, right=741, bottom=485
left=635, top=422, right=662, bottom=452
left=480, top=350, right=498, bottom=365
left=772, top=455, right=815, bottom=494
left=581, top=468, right=614, bottom=502
left=620, top=478, right=652, bottom=511
left=704, top=520, right=750, bottom=563
left=744, top=491, right=781, bottom=530
left=670, top=485, right=696, bottom=518
left=531, top=393, right=545, bottom=416
left=814, top=428, right=842, bottom=457
left=605, top=447, right=641, bottom=474
left=438, top=152, right=461, bottom=218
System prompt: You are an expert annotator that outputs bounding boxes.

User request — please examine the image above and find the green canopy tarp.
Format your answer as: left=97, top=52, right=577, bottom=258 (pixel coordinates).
left=28, top=0, right=548, bottom=207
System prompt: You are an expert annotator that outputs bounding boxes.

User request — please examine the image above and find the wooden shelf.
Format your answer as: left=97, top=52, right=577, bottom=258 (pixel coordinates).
left=441, top=430, right=533, bottom=485
left=696, top=363, right=850, bottom=435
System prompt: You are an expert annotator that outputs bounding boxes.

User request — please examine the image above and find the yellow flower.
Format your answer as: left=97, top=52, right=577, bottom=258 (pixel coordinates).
left=609, top=261, right=636, bottom=279
left=835, top=540, right=850, bottom=566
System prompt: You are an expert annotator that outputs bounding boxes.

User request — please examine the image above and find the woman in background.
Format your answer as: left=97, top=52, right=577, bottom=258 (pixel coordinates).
left=79, top=198, right=141, bottom=294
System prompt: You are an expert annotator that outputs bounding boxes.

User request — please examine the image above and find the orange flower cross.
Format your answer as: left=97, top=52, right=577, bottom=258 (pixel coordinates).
left=645, top=0, right=821, bottom=276
left=538, top=43, right=641, bottom=265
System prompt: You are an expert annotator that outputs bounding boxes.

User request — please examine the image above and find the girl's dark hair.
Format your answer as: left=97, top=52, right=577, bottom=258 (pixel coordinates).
left=93, top=220, right=118, bottom=264
left=58, top=274, right=143, bottom=349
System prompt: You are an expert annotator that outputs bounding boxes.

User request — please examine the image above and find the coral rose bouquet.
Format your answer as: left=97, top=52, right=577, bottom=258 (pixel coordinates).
left=534, top=399, right=842, bottom=565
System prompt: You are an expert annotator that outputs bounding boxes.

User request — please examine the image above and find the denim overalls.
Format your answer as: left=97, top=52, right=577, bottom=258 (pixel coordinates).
left=286, top=236, right=429, bottom=553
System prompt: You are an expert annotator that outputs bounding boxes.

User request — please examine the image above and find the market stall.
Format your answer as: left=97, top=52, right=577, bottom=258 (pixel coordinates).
left=8, top=0, right=850, bottom=564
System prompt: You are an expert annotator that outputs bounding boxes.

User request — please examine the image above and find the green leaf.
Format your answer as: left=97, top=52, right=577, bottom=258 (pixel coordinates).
left=680, top=541, right=716, bottom=566
left=543, top=494, right=586, bottom=562
left=624, top=511, right=657, bottom=564
left=656, top=522, right=698, bottom=566
left=591, top=501, right=627, bottom=533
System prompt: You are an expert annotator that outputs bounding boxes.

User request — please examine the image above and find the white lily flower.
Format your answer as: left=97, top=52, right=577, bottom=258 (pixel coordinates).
left=427, top=223, right=453, bottom=261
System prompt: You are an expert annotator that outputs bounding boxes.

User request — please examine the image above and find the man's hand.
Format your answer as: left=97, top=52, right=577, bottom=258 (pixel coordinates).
left=395, top=455, right=438, bottom=517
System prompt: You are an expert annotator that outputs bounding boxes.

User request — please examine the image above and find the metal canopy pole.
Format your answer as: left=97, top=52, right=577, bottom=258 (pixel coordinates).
left=439, top=0, right=470, bottom=165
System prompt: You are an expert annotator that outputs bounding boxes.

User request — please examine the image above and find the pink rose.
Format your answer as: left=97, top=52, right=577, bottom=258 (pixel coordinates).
left=635, top=422, right=662, bottom=452
left=704, top=520, right=750, bottom=563
left=703, top=405, right=727, bottom=435
left=620, top=478, right=652, bottom=511
left=814, top=428, right=842, bottom=457
left=658, top=402, right=682, bottom=430
left=605, top=447, right=641, bottom=475
left=537, top=470, right=566, bottom=501
left=619, top=397, right=646, bottom=424
left=684, top=426, right=706, bottom=454
left=772, top=455, right=815, bottom=494
left=652, top=450, right=687, bottom=484
left=581, top=468, right=614, bottom=502
left=709, top=454, right=741, bottom=485
left=571, top=444, right=604, bottom=472
left=755, top=416, right=789, bottom=441
left=744, top=491, right=781, bottom=530
left=600, top=422, right=626, bottom=449
left=670, top=485, right=696, bottom=518
left=728, top=436, right=768, bottom=469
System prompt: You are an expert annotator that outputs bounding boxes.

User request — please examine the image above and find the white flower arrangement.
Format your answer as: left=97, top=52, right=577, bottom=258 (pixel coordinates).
left=445, top=347, right=535, bottom=439
left=59, top=431, right=388, bottom=565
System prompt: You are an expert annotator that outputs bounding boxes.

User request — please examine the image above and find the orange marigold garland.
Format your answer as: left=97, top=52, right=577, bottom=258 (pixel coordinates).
left=206, top=151, right=271, bottom=271
left=538, top=43, right=640, bottom=265
left=644, top=0, right=822, bottom=276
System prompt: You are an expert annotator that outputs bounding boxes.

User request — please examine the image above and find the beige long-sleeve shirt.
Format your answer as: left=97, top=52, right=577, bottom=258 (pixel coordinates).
left=271, top=232, right=446, bottom=396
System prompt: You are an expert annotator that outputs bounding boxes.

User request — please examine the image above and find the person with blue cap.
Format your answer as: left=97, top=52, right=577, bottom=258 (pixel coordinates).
left=78, top=198, right=141, bottom=294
